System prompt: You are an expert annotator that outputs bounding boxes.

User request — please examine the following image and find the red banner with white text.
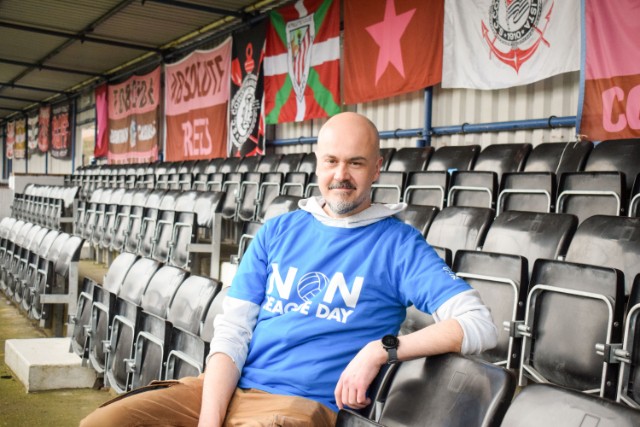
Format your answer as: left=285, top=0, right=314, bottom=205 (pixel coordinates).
left=580, top=0, right=640, bottom=140
left=107, top=67, right=160, bottom=164
left=165, top=37, right=231, bottom=161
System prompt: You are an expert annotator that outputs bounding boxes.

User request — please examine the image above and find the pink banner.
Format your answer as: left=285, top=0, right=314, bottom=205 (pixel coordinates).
left=38, top=105, right=50, bottom=153
left=95, top=84, right=108, bottom=158
left=51, top=104, right=71, bottom=158
left=107, top=67, right=160, bottom=164
left=581, top=0, right=640, bottom=140
left=5, top=120, right=15, bottom=160
left=13, top=118, right=26, bottom=160
left=165, top=37, right=231, bottom=161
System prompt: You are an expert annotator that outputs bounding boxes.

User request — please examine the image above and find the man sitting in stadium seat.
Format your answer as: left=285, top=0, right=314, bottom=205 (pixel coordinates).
left=80, top=112, right=497, bottom=427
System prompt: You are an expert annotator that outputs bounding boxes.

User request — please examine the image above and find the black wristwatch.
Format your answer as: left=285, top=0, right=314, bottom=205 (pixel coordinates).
left=381, top=335, right=399, bottom=364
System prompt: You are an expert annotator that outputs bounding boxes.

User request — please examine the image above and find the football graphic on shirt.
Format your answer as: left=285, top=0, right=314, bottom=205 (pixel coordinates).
left=297, top=271, right=329, bottom=302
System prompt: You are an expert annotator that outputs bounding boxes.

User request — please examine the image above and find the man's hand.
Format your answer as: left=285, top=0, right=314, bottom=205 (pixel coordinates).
left=334, top=340, right=387, bottom=410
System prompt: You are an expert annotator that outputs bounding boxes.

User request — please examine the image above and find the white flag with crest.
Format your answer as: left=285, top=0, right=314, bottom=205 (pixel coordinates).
left=442, top=0, right=580, bottom=90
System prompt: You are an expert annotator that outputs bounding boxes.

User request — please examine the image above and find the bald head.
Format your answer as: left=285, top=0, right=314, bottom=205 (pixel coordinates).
left=314, top=112, right=383, bottom=217
left=317, top=112, right=380, bottom=155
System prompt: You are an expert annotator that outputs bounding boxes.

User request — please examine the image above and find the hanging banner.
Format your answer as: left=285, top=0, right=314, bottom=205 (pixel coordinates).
left=5, top=120, right=15, bottom=160
left=165, top=37, right=231, bottom=161
left=51, top=104, right=71, bottom=159
left=580, top=0, right=640, bottom=140
left=13, top=118, right=26, bottom=160
left=229, top=21, right=267, bottom=157
left=108, top=67, right=160, bottom=164
left=442, top=0, right=580, bottom=89
left=264, top=0, right=340, bottom=123
left=95, top=84, right=109, bottom=158
left=344, top=0, right=443, bottom=104
left=38, top=105, right=50, bottom=153
left=27, top=111, right=39, bottom=156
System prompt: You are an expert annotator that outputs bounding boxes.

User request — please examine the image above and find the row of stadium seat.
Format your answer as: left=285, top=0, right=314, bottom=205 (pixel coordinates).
left=0, top=219, right=84, bottom=334
left=11, top=184, right=79, bottom=232
left=337, top=354, right=640, bottom=426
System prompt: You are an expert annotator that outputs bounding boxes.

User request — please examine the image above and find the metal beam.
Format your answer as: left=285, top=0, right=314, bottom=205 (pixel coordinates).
left=0, top=82, right=68, bottom=94
left=0, top=94, right=40, bottom=102
left=0, top=58, right=102, bottom=77
left=0, top=106, right=22, bottom=112
left=143, top=0, right=245, bottom=17
left=0, top=20, right=159, bottom=52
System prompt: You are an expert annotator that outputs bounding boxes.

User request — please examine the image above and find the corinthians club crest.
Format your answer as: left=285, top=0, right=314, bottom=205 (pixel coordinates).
left=230, top=43, right=261, bottom=150
left=481, top=0, right=553, bottom=73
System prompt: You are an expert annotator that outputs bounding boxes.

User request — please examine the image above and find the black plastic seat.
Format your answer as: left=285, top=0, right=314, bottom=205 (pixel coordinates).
left=499, top=383, right=640, bottom=427
left=127, top=266, right=188, bottom=390
left=403, top=171, right=449, bottom=209
left=394, top=205, right=438, bottom=237
left=448, top=170, right=497, bottom=209
left=473, top=143, right=532, bottom=180
left=517, top=259, right=624, bottom=399
left=337, top=353, right=516, bottom=427
left=523, top=141, right=592, bottom=175
left=164, top=276, right=221, bottom=380
left=426, top=206, right=494, bottom=265
left=19, top=229, right=60, bottom=313
left=630, top=173, right=640, bottom=217
left=482, top=210, right=577, bottom=278
left=557, top=171, right=625, bottom=222
left=454, top=250, right=526, bottom=369
left=379, top=148, right=395, bottom=171
left=102, top=258, right=164, bottom=392
left=372, top=171, right=405, bottom=204
left=613, top=275, right=640, bottom=408
left=386, top=147, right=433, bottom=172
left=427, top=144, right=480, bottom=172
left=498, top=172, right=556, bottom=214
left=564, top=215, right=640, bottom=296
left=584, top=139, right=640, bottom=196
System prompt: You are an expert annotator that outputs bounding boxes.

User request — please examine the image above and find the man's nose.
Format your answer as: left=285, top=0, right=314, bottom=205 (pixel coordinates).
left=333, top=163, right=350, bottom=181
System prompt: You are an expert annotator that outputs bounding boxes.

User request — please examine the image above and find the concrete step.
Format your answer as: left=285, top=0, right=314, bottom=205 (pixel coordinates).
left=4, top=337, right=97, bottom=392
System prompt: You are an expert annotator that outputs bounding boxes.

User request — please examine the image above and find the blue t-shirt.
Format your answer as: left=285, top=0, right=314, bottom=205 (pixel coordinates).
left=228, top=210, right=471, bottom=411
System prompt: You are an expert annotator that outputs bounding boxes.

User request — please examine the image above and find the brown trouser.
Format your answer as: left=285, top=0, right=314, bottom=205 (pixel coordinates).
left=79, top=375, right=337, bottom=427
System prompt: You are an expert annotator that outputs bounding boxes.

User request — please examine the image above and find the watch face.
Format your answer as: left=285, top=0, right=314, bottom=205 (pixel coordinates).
left=382, top=335, right=398, bottom=348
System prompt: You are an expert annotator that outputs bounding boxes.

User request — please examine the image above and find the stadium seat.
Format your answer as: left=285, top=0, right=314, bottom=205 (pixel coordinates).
left=394, top=205, right=438, bottom=237
left=613, top=275, right=640, bottom=408
left=564, top=215, right=640, bottom=296
left=473, top=143, right=532, bottom=180
left=556, top=171, right=625, bottom=222
left=165, top=276, right=222, bottom=380
left=19, top=229, right=61, bottom=313
left=426, top=144, right=480, bottom=172
left=448, top=170, right=497, bottom=209
left=584, top=139, right=640, bottom=196
left=138, top=191, right=178, bottom=258
left=523, top=141, right=592, bottom=176
left=101, top=258, right=163, bottom=391
left=517, top=259, right=624, bottom=399
left=497, top=172, right=556, bottom=214
left=403, top=171, right=449, bottom=209
left=499, top=383, right=640, bottom=427
left=28, top=232, right=71, bottom=320
left=426, top=206, right=494, bottom=265
left=379, top=148, right=395, bottom=171
left=126, top=266, right=188, bottom=390
left=87, top=252, right=141, bottom=375
left=372, top=171, right=405, bottom=204
left=454, top=250, right=526, bottom=369
left=337, top=353, right=515, bottom=427
left=481, top=210, right=577, bottom=278
left=386, top=147, right=433, bottom=172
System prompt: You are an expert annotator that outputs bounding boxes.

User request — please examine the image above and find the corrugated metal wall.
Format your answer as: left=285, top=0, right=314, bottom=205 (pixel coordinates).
left=274, top=71, right=579, bottom=154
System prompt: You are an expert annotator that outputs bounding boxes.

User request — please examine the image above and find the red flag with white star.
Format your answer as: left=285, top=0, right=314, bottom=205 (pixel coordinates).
left=344, top=0, right=443, bottom=104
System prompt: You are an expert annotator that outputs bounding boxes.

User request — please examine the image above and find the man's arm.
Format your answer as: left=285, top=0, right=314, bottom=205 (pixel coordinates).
left=334, top=289, right=497, bottom=410
left=198, top=296, right=260, bottom=426
left=334, top=318, right=463, bottom=410
left=198, top=354, right=240, bottom=427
